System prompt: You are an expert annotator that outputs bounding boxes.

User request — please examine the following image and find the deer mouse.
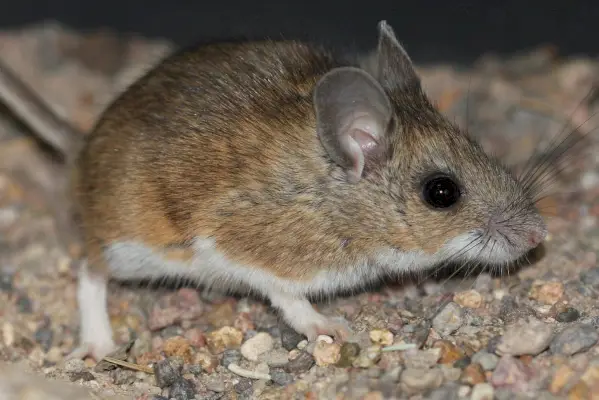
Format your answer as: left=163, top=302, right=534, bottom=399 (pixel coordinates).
left=2, top=20, right=548, bottom=361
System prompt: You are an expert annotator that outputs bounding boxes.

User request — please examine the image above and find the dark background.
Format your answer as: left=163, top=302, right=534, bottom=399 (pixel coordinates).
left=1, top=0, right=598, bottom=65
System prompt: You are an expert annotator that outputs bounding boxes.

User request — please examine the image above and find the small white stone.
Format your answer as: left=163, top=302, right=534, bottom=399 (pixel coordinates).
left=297, top=340, right=308, bottom=350
left=316, top=335, right=333, bottom=343
left=240, top=332, right=274, bottom=362
left=470, top=383, right=494, bottom=400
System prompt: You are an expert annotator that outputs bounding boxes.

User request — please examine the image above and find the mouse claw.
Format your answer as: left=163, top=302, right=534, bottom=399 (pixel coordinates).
left=307, top=316, right=353, bottom=342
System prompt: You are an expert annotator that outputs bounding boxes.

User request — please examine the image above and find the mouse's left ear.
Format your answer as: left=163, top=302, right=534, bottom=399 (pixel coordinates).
left=375, top=20, right=421, bottom=92
left=313, top=66, right=393, bottom=184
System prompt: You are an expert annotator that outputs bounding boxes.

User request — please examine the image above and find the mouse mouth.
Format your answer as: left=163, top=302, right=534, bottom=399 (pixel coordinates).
left=439, top=222, right=547, bottom=268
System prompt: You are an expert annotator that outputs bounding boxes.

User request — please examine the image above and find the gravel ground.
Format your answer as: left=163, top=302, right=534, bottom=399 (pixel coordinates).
left=0, top=21, right=599, bottom=400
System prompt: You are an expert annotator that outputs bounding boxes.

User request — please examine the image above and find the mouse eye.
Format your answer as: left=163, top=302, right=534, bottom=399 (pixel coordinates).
left=422, top=174, right=461, bottom=209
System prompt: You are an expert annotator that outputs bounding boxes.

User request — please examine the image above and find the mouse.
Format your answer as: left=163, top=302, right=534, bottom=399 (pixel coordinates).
left=0, top=20, right=548, bottom=362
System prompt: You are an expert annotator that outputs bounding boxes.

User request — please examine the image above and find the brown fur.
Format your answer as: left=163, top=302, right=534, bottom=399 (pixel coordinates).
left=73, top=35, right=542, bottom=283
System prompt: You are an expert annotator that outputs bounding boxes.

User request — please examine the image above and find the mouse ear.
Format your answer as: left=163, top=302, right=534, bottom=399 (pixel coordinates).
left=313, top=66, right=392, bottom=183
left=375, top=20, right=421, bottom=92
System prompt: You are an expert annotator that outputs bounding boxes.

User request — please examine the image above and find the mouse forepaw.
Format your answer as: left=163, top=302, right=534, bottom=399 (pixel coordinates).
left=66, top=338, right=117, bottom=362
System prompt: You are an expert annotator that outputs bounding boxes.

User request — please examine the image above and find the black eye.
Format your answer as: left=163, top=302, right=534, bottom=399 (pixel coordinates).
left=422, top=175, right=461, bottom=209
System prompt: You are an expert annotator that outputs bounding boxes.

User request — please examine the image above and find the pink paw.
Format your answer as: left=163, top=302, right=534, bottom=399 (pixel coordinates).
left=66, top=340, right=117, bottom=362
left=304, top=316, right=352, bottom=342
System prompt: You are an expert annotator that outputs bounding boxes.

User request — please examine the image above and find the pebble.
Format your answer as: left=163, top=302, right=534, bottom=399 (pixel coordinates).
left=220, top=349, right=241, bottom=367
left=461, top=363, right=486, bottom=385
left=432, top=302, right=464, bottom=336
left=284, top=351, right=315, bottom=374
left=206, top=326, right=243, bottom=354
left=336, top=342, right=361, bottom=367
left=433, top=340, right=465, bottom=364
left=193, top=349, right=219, bottom=373
left=400, top=367, right=444, bottom=393
left=369, top=329, right=394, bottom=346
left=68, top=371, right=95, bottom=382
left=0, top=272, right=13, bottom=291
left=490, top=355, right=532, bottom=392
left=529, top=280, right=565, bottom=305
left=16, top=292, right=33, bottom=313
left=471, top=351, right=499, bottom=371
left=34, top=325, right=54, bottom=352
left=550, top=324, right=599, bottom=356
left=427, top=384, right=460, bottom=400
left=110, top=369, right=136, bottom=385
left=280, top=324, right=305, bottom=351
left=580, top=267, right=599, bottom=286
left=64, top=358, right=86, bottom=374
left=404, top=348, right=442, bottom=369
left=270, top=368, right=294, bottom=386
left=316, top=335, right=333, bottom=343
left=169, top=378, right=196, bottom=399
left=496, top=318, right=554, bottom=355
left=240, top=332, right=274, bottom=361
left=453, top=290, right=483, bottom=309
left=153, top=358, right=184, bottom=388
left=265, top=349, right=289, bottom=367
left=549, top=364, right=575, bottom=394
left=556, top=307, right=581, bottom=323
left=313, top=341, right=341, bottom=366
left=453, top=356, right=471, bottom=369
left=470, top=383, right=494, bottom=400
left=353, top=345, right=382, bottom=368
left=163, top=336, right=193, bottom=363
left=234, top=378, right=253, bottom=393
left=204, top=376, right=225, bottom=392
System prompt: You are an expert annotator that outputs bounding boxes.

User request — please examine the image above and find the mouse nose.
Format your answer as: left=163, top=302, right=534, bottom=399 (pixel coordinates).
left=528, top=229, right=545, bottom=247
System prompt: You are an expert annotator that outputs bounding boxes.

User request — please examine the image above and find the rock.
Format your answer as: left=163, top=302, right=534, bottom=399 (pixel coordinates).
left=549, top=364, right=575, bottom=394
left=499, top=296, right=534, bottom=323
left=433, top=340, right=465, bottom=364
left=193, top=349, right=219, bottom=373
left=270, top=368, right=294, bottom=386
left=528, top=281, right=565, bottom=305
left=403, top=348, right=441, bottom=369
left=0, top=272, right=13, bottom=292
left=280, top=324, right=305, bottom=351
left=580, top=267, right=599, bottom=287
left=369, top=329, right=394, bottom=346
left=352, top=345, right=382, bottom=368
left=490, top=355, right=533, bottom=392
left=204, top=376, right=225, bottom=392
left=220, top=349, right=241, bottom=367
left=64, top=358, right=86, bottom=374
left=471, top=383, right=494, bottom=400
left=110, top=369, right=136, bottom=385
left=284, top=351, right=315, bottom=374
left=240, top=332, right=274, bottom=361
left=400, top=367, right=444, bottom=393
left=153, top=358, right=183, bottom=388
left=461, top=363, right=486, bottom=385
left=34, top=325, right=53, bottom=352
left=550, top=324, right=599, bottom=356
left=16, top=292, right=33, bottom=313
left=426, top=384, right=460, bottom=400
left=265, top=349, right=289, bottom=367
left=432, top=302, right=464, bottom=336
left=336, top=342, right=361, bottom=367
left=556, top=307, right=581, bottom=323
left=496, top=318, right=554, bottom=355
left=471, top=351, right=499, bottom=371
left=313, top=341, right=341, bottom=366
left=453, top=356, right=471, bottom=369
left=163, top=336, right=193, bottom=363
left=68, top=371, right=95, bottom=382
left=169, top=378, right=196, bottom=399
left=453, top=290, right=483, bottom=309
left=206, top=326, right=243, bottom=354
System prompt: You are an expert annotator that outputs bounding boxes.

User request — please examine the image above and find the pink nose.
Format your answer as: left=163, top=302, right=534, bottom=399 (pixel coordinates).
left=528, top=230, right=544, bottom=247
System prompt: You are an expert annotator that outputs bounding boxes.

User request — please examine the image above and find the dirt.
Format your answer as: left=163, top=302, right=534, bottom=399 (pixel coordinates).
left=0, top=20, right=598, bottom=400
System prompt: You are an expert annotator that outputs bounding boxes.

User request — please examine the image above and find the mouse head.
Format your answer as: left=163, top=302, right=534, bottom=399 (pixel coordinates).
left=313, top=20, right=547, bottom=266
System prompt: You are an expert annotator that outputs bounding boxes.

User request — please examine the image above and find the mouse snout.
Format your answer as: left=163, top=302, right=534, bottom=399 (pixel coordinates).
left=527, top=228, right=545, bottom=248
